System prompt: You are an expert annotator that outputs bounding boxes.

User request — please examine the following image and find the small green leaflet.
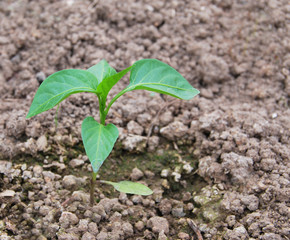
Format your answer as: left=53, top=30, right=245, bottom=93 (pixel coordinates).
left=26, top=69, right=99, bottom=118
left=81, top=117, right=119, bottom=173
left=87, top=60, right=132, bottom=108
left=96, top=66, right=132, bottom=100
left=101, top=180, right=153, bottom=196
left=126, top=59, right=199, bottom=100
left=87, top=59, right=117, bottom=83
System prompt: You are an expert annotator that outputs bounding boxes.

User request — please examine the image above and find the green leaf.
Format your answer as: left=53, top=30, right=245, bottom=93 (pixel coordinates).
left=27, top=69, right=99, bottom=118
left=81, top=117, right=119, bottom=173
left=127, top=59, right=199, bottom=100
left=87, top=59, right=117, bottom=83
left=96, top=66, right=132, bottom=100
left=101, top=180, right=153, bottom=196
left=87, top=60, right=130, bottom=110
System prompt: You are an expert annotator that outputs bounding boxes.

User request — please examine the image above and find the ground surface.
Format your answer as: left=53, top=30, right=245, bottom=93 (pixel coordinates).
left=0, top=0, right=289, bottom=239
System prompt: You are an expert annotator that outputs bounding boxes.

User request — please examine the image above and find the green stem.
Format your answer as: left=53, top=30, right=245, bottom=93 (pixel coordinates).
left=90, top=172, right=97, bottom=206
left=100, top=111, right=106, bottom=125
left=97, top=95, right=106, bottom=125
left=104, top=88, right=130, bottom=116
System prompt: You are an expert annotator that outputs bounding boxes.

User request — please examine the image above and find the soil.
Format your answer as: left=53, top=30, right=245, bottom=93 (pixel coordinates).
left=0, top=0, right=289, bottom=240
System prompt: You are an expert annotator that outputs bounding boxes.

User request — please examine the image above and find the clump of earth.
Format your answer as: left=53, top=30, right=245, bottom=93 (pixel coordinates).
left=0, top=0, right=289, bottom=239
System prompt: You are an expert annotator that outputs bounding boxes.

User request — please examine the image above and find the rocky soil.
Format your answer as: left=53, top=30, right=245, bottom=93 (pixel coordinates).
left=0, top=0, right=289, bottom=239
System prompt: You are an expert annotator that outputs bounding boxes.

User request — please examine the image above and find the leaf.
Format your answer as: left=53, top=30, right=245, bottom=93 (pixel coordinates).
left=87, top=59, right=117, bottom=83
left=96, top=66, right=132, bottom=100
left=87, top=60, right=131, bottom=110
left=101, top=180, right=153, bottom=195
left=127, top=59, right=199, bottom=100
left=27, top=69, right=99, bottom=118
left=81, top=117, right=119, bottom=173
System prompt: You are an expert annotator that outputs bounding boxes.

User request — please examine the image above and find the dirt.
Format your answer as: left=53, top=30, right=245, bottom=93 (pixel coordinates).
left=0, top=0, right=289, bottom=239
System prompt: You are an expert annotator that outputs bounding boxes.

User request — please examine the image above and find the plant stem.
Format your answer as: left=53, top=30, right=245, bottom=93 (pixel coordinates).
left=100, top=110, right=106, bottom=125
left=104, top=88, right=130, bottom=116
left=90, top=172, right=97, bottom=206
left=97, top=95, right=106, bottom=125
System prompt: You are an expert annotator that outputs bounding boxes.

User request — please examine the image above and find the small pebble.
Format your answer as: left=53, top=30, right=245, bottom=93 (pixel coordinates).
left=135, top=221, right=145, bottom=231
left=0, top=190, right=15, bottom=198
left=161, top=169, right=169, bottom=178
left=178, top=232, right=190, bottom=240
left=69, top=159, right=85, bottom=168
left=130, top=167, right=144, bottom=181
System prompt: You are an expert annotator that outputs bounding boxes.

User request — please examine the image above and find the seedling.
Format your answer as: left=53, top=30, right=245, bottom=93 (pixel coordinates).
left=26, top=59, right=199, bottom=205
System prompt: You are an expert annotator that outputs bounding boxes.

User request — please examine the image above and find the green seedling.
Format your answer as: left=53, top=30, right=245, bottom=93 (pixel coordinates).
left=26, top=59, right=199, bottom=205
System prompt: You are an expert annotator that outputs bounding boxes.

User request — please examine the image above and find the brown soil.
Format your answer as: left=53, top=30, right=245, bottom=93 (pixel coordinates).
left=0, top=0, right=289, bottom=240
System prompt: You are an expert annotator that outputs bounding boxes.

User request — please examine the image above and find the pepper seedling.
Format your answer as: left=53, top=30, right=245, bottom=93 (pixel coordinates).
left=26, top=59, right=199, bottom=205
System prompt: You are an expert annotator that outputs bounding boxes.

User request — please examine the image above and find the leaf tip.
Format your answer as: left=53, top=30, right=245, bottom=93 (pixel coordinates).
left=187, top=88, right=200, bottom=100
left=143, top=189, right=154, bottom=196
